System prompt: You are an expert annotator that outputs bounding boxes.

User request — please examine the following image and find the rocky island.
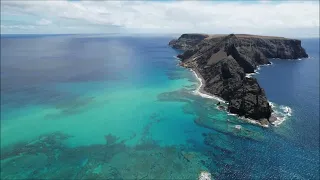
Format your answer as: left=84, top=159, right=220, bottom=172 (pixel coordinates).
left=169, top=34, right=308, bottom=126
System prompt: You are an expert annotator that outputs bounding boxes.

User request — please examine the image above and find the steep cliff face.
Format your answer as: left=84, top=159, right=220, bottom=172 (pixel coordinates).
left=169, top=34, right=308, bottom=123
left=169, top=34, right=208, bottom=51
left=247, top=38, right=308, bottom=59
left=170, top=34, right=308, bottom=61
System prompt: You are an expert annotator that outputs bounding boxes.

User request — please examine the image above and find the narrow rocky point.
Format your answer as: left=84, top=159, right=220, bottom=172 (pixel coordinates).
left=169, top=33, right=308, bottom=126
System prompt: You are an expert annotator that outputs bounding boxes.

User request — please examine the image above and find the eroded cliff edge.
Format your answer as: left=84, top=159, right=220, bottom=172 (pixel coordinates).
left=169, top=34, right=308, bottom=125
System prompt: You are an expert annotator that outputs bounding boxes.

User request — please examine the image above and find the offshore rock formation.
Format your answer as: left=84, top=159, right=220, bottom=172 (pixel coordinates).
left=169, top=34, right=308, bottom=123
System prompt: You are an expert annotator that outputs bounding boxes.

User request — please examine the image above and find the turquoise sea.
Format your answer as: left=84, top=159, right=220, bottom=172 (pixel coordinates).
left=1, top=35, right=319, bottom=179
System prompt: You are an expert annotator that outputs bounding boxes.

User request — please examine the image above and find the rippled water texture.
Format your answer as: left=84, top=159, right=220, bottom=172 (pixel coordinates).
left=1, top=35, right=319, bottom=179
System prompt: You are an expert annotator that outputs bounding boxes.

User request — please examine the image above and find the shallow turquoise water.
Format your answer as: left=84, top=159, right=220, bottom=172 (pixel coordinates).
left=1, top=35, right=319, bottom=179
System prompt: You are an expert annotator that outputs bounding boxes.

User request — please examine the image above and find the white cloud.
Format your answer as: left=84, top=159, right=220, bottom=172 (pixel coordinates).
left=0, top=1, right=319, bottom=37
left=36, top=18, right=52, bottom=25
left=1, top=25, right=35, bottom=30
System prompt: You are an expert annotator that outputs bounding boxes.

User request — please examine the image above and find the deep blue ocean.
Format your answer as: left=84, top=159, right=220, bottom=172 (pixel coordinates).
left=1, top=34, right=319, bottom=179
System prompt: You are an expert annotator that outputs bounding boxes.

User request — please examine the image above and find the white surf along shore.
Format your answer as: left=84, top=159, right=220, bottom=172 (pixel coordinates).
left=190, top=69, right=226, bottom=103
left=175, top=55, right=292, bottom=127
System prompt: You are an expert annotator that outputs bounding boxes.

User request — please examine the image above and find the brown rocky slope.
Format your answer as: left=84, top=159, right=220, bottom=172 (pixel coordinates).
left=169, top=33, right=308, bottom=124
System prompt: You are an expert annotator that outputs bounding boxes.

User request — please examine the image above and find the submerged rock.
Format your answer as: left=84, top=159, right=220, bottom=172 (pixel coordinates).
left=169, top=33, right=308, bottom=122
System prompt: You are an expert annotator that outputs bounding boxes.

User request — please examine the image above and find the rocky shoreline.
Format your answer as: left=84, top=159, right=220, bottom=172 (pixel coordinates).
left=170, top=33, right=308, bottom=126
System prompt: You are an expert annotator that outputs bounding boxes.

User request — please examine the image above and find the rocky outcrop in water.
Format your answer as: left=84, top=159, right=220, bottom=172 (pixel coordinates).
left=169, top=34, right=308, bottom=123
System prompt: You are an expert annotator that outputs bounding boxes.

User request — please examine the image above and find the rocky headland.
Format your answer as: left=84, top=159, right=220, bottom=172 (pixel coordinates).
left=169, top=33, right=308, bottom=126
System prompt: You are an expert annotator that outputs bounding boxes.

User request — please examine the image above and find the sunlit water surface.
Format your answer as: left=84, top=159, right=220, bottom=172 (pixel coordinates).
left=1, top=35, right=319, bottom=179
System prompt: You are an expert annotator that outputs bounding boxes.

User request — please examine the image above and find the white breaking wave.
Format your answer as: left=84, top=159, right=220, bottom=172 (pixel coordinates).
left=269, top=102, right=275, bottom=108
left=190, top=69, right=226, bottom=103
left=227, top=112, right=269, bottom=128
left=245, top=73, right=257, bottom=78
left=186, top=60, right=292, bottom=127
left=199, top=171, right=211, bottom=180
left=245, top=62, right=273, bottom=78
left=173, top=55, right=180, bottom=60
left=256, top=66, right=261, bottom=71
left=260, top=62, right=273, bottom=66
left=279, top=105, right=292, bottom=116
left=245, top=70, right=260, bottom=78
left=269, top=102, right=293, bottom=126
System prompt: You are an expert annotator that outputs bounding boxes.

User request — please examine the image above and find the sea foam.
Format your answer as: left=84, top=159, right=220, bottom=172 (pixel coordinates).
left=269, top=102, right=293, bottom=126
left=173, top=55, right=181, bottom=60
left=245, top=63, right=273, bottom=78
left=184, top=58, right=291, bottom=127
left=227, top=112, right=269, bottom=127
left=190, top=69, right=226, bottom=103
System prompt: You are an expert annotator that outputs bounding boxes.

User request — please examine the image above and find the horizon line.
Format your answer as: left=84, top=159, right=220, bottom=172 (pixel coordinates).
left=1, top=33, right=319, bottom=39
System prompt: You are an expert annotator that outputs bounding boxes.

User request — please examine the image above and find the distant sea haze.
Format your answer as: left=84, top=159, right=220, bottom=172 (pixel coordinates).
left=0, top=35, right=319, bottom=179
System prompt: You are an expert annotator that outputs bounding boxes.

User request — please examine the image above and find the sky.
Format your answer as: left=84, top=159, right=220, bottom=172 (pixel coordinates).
left=1, top=0, right=319, bottom=37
